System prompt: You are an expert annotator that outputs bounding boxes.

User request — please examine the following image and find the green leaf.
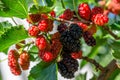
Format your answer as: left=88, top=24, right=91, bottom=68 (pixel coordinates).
left=0, top=21, right=12, bottom=35
left=45, top=0, right=56, bottom=7
left=29, top=61, right=57, bottom=80
left=0, top=0, right=28, bottom=18
left=0, top=0, right=5, bottom=11
left=110, top=41, right=120, bottom=59
left=29, top=5, right=53, bottom=14
left=80, top=38, right=107, bottom=67
left=75, top=73, right=87, bottom=80
left=108, top=69, right=120, bottom=80
left=29, top=45, right=39, bottom=54
left=0, top=25, right=29, bottom=52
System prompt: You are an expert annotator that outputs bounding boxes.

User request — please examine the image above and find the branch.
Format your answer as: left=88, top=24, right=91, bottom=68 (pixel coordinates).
left=103, top=26, right=120, bottom=40
left=97, top=59, right=118, bottom=80
left=81, top=56, right=104, bottom=71
left=51, top=17, right=120, bottom=40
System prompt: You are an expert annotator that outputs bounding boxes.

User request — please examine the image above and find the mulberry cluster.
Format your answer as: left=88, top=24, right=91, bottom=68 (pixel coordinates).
left=60, top=24, right=83, bottom=53
left=58, top=54, right=78, bottom=79
left=38, top=33, right=62, bottom=62
left=8, top=50, right=30, bottom=75
left=78, top=3, right=109, bottom=26
left=28, top=11, right=55, bottom=36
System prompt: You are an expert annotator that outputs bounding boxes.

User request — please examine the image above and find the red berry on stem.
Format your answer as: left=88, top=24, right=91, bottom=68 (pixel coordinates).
left=91, top=14, right=109, bottom=26
left=35, top=35, right=47, bottom=50
left=87, top=24, right=97, bottom=35
left=91, top=6, right=103, bottom=16
left=28, top=26, right=40, bottom=37
left=50, top=10, right=56, bottom=17
left=38, top=19, right=48, bottom=32
left=27, top=14, right=41, bottom=23
left=77, top=22, right=88, bottom=31
left=71, top=51, right=82, bottom=59
left=42, top=51, right=53, bottom=62
left=59, top=9, right=73, bottom=20
left=78, top=3, right=91, bottom=20
left=8, top=50, right=21, bottom=75
left=19, top=51, right=30, bottom=70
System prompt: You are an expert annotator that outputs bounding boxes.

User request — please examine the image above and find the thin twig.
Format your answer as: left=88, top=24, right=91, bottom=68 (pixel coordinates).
left=11, top=17, right=17, bottom=25
left=103, top=26, right=120, bottom=40
left=81, top=56, right=104, bottom=71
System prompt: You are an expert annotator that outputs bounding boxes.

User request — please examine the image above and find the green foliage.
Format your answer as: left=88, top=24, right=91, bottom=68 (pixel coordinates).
left=29, top=5, right=53, bottom=14
left=0, top=21, right=12, bottom=36
left=0, top=25, right=29, bottom=52
left=29, top=61, right=57, bottom=80
left=110, top=41, right=120, bottom=59
left=0, top=0, right=28, bottom=18
left=45, top=0, right=56, bottom=7
left=29, top=46, right=39, bottom=61
left=75, top=73, right=87, bottom=80
left=0, top=0, right=5, bottom=11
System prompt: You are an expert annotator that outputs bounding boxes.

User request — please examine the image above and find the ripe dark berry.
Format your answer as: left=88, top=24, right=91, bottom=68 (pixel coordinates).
left=35, top=35, right=47, bottom=50
left=58, top=62, right=74, bottom=79
left=8, top=50, right=21, bottom=75
left=38, top=19, right=48, bottom=32
left=91, top=14, right=109, bottom=26
left=19, top=51, right=30, bottom=70
left=60, top=31, right=81, bottom=52
left=78, top=3, right=91, bottom=20
left=42, top=51, right=54, bottom=62
left=83, top=31, right=96, bottom=46
left=58, top=55, right=78, bottom=79
left=59, top=9, right=73, bottom=20
left=27, top=14, right=41, bottom=23
left=57, top=23, right=67, bottom=33
left=69, top=24, right=83, bottom=39
left=91, top=7, right=103, bottom=16
left=28, top=26, right=40, bottom=37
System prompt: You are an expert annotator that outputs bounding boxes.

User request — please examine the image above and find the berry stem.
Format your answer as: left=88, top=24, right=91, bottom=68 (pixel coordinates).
left=103, top=26, right=120, bottom=40
left=72, top=0, right=81, bottom=20
left=42, top=32, right=51, bottom=43
left=61, top=0, right=66, bottom=9
left=11, top=17, right=17, bottom=25
left=81, top=56, right=104, bottom=71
